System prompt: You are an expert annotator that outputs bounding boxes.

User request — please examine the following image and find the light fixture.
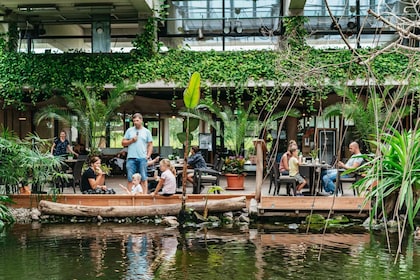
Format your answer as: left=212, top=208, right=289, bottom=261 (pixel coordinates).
left=96, top=26, right=104, bottom=34
left=347, top=21, right=356, bottom=29
left=198, top=15, right=204, bottom=40
left=198, top=28, right=204, bottom=40
left=234, top=21, right=243, bottom=34
left=18, top=117, right=27, bottom=121
left=18, top=4, right=58, bottom=12
left=223, top=21, right=231, bottom=34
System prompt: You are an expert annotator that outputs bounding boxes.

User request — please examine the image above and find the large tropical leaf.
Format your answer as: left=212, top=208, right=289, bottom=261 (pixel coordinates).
left=183, top=72, right=201, bottom=109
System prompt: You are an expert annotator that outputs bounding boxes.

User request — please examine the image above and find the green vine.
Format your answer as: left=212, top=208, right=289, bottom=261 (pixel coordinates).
left=131, top=1, right=169, bottom=58
left=0, top=47, right=418, bottom=109
left=282, top=16, right=309, bottom=50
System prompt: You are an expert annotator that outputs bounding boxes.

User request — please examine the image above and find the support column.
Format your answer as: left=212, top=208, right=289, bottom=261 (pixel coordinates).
left=92, top=16, right=110, bottom=53
left=286, top=116, right=298, bottom=144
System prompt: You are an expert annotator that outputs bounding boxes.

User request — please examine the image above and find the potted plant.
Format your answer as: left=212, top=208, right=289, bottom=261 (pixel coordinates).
left=223, top=155, right=246, bottom=190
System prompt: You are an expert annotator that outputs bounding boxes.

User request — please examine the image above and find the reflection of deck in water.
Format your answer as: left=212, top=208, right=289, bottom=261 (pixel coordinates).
left=257, top=233, right=371, bottom=248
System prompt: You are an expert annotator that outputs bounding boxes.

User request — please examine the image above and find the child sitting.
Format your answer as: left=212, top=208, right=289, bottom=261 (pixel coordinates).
left=151, top=159, right=177, bottom=196
left=288, top=147, right=307, bottom=196
left=119, top=173, right=143, bottom=195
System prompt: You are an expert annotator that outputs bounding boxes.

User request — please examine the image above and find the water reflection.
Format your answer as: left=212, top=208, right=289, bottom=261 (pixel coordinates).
left=1, top=224, right=419, bottom=279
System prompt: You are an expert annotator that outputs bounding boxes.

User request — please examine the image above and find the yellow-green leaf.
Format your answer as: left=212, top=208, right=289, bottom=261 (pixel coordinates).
left=183, top=72, right=200, bottom=109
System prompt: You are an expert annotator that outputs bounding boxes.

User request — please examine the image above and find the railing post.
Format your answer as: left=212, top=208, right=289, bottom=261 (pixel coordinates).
left=253, top=139, right=266, bottom=202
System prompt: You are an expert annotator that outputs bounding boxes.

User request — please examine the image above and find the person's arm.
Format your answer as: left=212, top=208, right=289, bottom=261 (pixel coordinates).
left=119, top=184, right=131, bottom=194
left=339, top=157, right=362, bottom=170
left=151, top=178, right=165, bottom=196
left=67, top=145, right=78, bottom=157
left=122, top=136, right=137, bottom=147
left=282, top=154, right=289, bottom=170
left=147, top=156, right=160, bottom=166
left=50, top=143, right=56, bottom=155
left=87, top=168, right=106, bottom=190
left=146, top=141, right=153, bottom=159
left=122, top=129, right=137, bottom=147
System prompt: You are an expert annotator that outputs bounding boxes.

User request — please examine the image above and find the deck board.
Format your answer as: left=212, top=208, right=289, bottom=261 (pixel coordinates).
left=258, top=196, right=370, bottom=217
left=9, top=194, right=370, bottom=218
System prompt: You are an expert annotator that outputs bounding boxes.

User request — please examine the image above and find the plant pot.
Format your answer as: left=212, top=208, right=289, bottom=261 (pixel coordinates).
left=225, top=173, right=245, bottom=190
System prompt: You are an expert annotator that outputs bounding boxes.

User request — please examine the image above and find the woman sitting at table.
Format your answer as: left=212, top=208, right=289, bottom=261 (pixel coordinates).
left=186, top=146, right=207, bottom=185
left=81, top=156, right=112, bottom=194
left=279, top=140, right=297, bottom=175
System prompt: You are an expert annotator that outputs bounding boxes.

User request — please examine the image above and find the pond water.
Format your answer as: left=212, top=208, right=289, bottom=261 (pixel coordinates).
left=1, top=223, right=420, bottom=280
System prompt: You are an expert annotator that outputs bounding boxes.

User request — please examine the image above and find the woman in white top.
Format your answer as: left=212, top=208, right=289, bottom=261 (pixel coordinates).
left=151, top=159, right=177, bottom=196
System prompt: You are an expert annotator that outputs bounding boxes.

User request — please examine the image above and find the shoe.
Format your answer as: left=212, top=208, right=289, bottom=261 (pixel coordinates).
left=328, top=192, right=343, bottom=197
left=296, top=192, right=304, bottom=196
left=318, top=191, right=333, bottom=196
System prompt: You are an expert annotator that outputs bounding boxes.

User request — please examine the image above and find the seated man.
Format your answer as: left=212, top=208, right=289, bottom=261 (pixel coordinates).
left=321, top=141, right=363, bottom=195
left=108, top=148, right=128, bottom=175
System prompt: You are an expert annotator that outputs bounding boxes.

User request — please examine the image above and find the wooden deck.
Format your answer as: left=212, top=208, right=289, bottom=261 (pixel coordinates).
left=258, top=196, right=370, bottom=217
left=9, top=193, right=370, bottom=218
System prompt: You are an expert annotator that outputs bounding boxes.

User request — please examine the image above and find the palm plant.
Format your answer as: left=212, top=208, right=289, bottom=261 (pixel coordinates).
left=0, top=126, right=64, bottom=194
left=323, top=85, right=412, bottom=152
left=181, top=98, right=300, bottom=156
left=34, top=81, right=136, bottom=153
left=0, top=196, right=15, bottom=227
left=179, top=72, right=201, bottom=215
left=354, top=128, right=420, bottom=230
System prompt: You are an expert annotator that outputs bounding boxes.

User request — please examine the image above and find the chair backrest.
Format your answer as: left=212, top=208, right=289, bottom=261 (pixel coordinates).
left=73, top=159, right=85, bottom=182
left=77, top=154, right=88, bottom=161
left=213, top=156, right=224, bottom=172
left=272, top=162, right=280, bottom=179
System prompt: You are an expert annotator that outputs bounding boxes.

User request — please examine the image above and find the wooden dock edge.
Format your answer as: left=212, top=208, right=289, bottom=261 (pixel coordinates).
left=257, top=196, right=370, bottom=218
left=8, top=193, right=256, bottom=209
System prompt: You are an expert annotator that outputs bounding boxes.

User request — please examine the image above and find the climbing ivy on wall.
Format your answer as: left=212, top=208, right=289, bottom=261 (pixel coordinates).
left=0, top=42, right=417, bottom=108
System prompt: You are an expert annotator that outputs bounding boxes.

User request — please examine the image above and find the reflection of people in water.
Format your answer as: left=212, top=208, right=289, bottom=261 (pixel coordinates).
left=89, top=237, right=106, bottom=275
left=126, top=235, right=151, bottom=279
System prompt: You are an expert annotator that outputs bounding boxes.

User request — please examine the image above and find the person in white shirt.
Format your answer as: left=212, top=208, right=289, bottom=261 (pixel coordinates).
left=151, top=159, right=177, bottom=196
left=119, top=173, right=143, bottom=195
left=321, top=141, right=363, bottom=194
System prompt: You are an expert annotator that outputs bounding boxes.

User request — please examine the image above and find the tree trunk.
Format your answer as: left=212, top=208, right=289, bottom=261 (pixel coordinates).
left=39, top=196, right=246, bottom=217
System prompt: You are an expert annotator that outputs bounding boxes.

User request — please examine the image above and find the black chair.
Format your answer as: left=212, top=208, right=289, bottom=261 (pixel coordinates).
left=271, top=162, right=297, bottom=196
left=337, top=161, right=365, bottom=196
left=63, top=158, right=85, bottom=193
left=192, top=157, right=223, bottom=194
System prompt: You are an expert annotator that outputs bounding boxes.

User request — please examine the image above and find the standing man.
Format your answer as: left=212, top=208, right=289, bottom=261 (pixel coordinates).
left=321, top=141, right=363, bottom=195
left=122, top=113, right=153, bottom=193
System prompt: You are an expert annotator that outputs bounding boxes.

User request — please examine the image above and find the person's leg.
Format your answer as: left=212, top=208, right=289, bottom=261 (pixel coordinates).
left=295, top=174, right=306, bottom=193
left=323, top=169, right=337, bottom=193
left=187, top=172, right=194, bottom=184
left=126, top=158, right=136, bottom=190
left=138, top=158, right=148, bottom=193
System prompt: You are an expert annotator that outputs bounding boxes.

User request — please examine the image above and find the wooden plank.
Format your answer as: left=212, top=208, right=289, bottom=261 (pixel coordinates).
left=259, top=196, right=370, bottom=211
left=8, top=194, right=255, bottom=208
